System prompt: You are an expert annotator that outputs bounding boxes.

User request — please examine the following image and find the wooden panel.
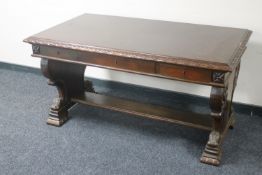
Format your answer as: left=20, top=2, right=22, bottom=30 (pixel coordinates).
left=158, top=63, right=184, bottom=79
left=115, top=57, right=155, bottom=73
left=158, top=63, right=212, bottom=83
left=184, top=67, right=211, bottom=82
left=80, top=54, right=116, bottom=67
left=71, top=92, right=212, bottom=130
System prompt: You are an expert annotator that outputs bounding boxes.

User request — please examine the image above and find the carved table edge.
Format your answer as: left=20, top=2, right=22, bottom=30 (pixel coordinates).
left=24, top=37, right=232, bottom=72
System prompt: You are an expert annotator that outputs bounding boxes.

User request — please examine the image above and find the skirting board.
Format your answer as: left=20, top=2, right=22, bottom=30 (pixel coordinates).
left=0, top=61, right=261, bottom=117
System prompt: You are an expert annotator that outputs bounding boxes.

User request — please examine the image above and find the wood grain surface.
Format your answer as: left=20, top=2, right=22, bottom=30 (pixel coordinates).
left=24, top=14, right=251, bottom=72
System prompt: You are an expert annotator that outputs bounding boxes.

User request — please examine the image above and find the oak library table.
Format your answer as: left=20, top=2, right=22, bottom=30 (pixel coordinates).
left=24, top=14, right=251, bottom=166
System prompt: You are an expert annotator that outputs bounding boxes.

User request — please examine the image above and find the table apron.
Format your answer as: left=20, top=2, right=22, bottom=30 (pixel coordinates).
left=33, top=45, right=227, bottom=87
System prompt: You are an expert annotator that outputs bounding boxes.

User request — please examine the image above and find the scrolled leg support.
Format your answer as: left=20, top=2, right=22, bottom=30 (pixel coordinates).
left=41, top=58, right=88, bottom=126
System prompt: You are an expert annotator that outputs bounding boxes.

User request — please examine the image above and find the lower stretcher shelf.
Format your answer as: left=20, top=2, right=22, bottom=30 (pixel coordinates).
left=71, top=92, right=212, bottom=130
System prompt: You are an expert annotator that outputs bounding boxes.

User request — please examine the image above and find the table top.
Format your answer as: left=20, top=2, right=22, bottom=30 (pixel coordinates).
left=24, top=14, right=251, bottom=72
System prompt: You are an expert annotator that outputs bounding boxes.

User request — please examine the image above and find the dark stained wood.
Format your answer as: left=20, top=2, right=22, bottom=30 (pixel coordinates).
left=40, top=58, right=93, bottom=126
left=200, top=60, right=240, bottom=165
left=32, top=45, right=225, bottom=87
left=158, top=63, right=212, bottom=83
left=24, top=14, right=252, bottom=166
left=72, top=92, right=212, bottom=130
left=24, top=14, right=252, bottom=72
left=36, top=45, right=156, bottom=74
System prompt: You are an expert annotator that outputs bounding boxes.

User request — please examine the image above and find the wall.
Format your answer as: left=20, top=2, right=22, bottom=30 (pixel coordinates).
left=0, top=0, right=261, bottom=106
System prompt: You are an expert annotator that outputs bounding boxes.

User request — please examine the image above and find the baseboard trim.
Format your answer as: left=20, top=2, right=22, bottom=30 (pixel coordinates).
left=0, top=62, right=41, bottom=74
left=0, top=61, right=261, bottom=117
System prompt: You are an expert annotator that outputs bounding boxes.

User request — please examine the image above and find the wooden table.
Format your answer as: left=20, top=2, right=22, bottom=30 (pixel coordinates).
left=24, top=14, right=251, bottom=166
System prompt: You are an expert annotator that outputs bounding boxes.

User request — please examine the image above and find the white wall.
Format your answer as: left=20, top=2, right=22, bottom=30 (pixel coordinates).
left=1, top=0, right=261, bottom=106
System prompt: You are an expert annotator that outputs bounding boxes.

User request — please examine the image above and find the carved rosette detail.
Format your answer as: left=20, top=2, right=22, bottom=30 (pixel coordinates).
left=212, top=72, right=225, bottom=83
left=32, top=45, right=40, bottom=54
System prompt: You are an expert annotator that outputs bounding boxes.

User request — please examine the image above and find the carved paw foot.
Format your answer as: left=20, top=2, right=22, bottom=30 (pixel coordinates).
left=47, top=104, right=69, bottom=127
left=47, top=115, right=69, bottom=127
left=200, top=153, right=221, bottom=166
left=200, top=131, right=222, bottom=166
left=47, top=97, right=74, bottom=127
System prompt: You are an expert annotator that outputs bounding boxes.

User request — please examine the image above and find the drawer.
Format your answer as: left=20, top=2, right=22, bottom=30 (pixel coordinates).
left=81, top=53, right=155, bottom=73
left=158, top=63, right=212, bottom=83
left=84, top=55, right=155, bottom=73
left=78, top=53, right=116, bottom=67
left=114, top=57, right=155, bottom=73
left=39, top=45, right=155, bottom=74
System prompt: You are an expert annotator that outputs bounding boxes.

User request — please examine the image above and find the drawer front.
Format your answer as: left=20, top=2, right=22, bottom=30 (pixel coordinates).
left=114, top=57, right=155, bottom=73
left=85, top=55, right=155, bottom=74
left=80, top=55, right=115, bottom=67
left=77, top=52, right=155, bottom=74
left=158, top=63, right=212, bottom=83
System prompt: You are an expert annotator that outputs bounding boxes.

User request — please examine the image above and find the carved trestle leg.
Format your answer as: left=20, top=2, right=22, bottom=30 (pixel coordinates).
left=41, top=58, right=94, bottom=126
left=200, top=87, right=228, bottom=165
left=200, top=63, right=240, bottom=166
